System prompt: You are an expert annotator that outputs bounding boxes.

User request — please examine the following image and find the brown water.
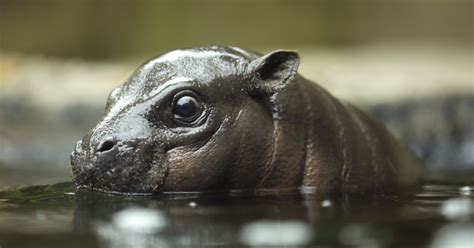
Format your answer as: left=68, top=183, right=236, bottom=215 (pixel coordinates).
left=0, top=182, right=472, bottom=248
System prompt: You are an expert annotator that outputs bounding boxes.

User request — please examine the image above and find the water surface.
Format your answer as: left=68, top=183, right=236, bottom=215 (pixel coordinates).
left=0, top=182, right=472, bottom=248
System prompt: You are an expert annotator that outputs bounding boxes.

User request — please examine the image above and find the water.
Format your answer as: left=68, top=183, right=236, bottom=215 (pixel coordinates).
left=0, top=183, right=472, bottom=248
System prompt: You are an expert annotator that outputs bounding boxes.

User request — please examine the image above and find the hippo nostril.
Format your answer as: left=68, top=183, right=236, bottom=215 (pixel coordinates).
left=97, top=140, right=115, bottom=153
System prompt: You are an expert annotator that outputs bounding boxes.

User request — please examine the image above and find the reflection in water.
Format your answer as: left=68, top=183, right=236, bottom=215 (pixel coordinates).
left=459, top=186, right=473, bottom=196
left=73, top=190, right=310, bottom=247
left=338, top=223, right=384, bottom=248
left=440, top=197, right=473, bottom=221
left=0, top=183, right=473, bottom=247
left=321, top=199, right=333, bottom=207
left=108, top=208, right=167, bottom=234
left=430, top=223, right=474, bottom=248
left=97, top=208, right=168, bottom=248
left=239, top=220, right=312, bottom=247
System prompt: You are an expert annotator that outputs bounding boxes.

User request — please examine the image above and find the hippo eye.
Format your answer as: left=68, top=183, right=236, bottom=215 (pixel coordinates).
left=172, top=92, right=203, bottom=123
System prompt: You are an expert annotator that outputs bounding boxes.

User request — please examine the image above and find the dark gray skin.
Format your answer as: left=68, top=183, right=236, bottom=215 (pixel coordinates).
left=71, top=46, right=424, bottom=194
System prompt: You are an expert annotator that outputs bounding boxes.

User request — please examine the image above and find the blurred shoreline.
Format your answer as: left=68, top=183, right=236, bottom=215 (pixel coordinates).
left=2, top=42, right=472, bottom=107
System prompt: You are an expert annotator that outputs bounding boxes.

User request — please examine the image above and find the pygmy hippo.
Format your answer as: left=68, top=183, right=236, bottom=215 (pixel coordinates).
left=71, top=46, right=423, bottom=194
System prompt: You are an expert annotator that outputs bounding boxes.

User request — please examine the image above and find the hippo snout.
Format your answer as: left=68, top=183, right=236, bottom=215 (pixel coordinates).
left=70, top=136, right=120, bottom=187
left=71, top=136, right=119, bottom=167
left=70, top=134, right=162, bottom=193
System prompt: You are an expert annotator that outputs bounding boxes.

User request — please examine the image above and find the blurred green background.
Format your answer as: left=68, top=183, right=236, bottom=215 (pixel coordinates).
left=0, top=0, right=473, bottom=187
left=1, top=0, right=472, bottom=60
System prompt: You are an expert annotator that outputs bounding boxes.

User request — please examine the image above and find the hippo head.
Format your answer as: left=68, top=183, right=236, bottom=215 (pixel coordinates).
left=70, top=46, right=300, bottom=194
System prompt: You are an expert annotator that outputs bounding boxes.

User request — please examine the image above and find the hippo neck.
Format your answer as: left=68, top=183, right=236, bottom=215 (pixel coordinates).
left=295, top=78, right=423, bottom=193
left=256, top=77, right=308, bottom=189
left=256, top=76, right=357, bottom=191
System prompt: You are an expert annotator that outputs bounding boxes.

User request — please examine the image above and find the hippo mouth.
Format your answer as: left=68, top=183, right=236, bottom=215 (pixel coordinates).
left=70, top=139, right=167, bottom=194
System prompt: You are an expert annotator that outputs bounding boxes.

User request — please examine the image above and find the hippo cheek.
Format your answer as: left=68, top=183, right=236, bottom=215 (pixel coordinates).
left=71, top=141, right=166, bottom=194
left=161, top=148, right=231, bottom=192
left=160, top=127, right=240, bottom=192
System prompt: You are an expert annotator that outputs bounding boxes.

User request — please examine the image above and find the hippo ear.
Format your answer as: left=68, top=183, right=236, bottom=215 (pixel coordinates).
left=247, top=50, right=300, bottom=96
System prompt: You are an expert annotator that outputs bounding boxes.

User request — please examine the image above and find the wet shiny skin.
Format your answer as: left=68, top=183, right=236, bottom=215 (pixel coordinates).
left=71, top=46, right=423, bottom=194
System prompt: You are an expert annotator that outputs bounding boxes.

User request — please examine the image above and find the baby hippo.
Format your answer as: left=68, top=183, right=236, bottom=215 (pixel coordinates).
left=71, top=46, right=423, bottom=194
